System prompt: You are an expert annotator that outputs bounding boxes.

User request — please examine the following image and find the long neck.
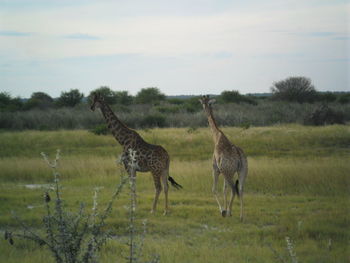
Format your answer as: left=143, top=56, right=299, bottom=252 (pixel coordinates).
left=204, top=106, right=221, bottom=141
left=99, top=102, right=136, bottom=146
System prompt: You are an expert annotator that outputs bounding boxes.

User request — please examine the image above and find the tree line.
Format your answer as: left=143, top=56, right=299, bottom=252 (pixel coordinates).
left=1, top=76, right=349, bottom=113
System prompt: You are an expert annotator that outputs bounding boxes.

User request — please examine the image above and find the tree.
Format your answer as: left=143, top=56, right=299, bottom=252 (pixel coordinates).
left=56, top=89, right=84, bottom=107
left=0, top=92, right=23, bottom=111
left=135, top=87, right=165, bottom=104
left=115, top=91, right=133, bottom=105
left=24, top=92, right=54, bottom=110
left=220, top=90, right=241, bottom=103
left=219, top=90, right=257, bottom=105
left=271, top=76, right=317, bottom=103
left=88, top=86, right=118, bottom=105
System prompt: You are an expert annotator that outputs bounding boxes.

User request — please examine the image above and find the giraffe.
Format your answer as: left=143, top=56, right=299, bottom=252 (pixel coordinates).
left=90, top=93, right=182, bottom=215
left=199, top=95, right=248, bottom=221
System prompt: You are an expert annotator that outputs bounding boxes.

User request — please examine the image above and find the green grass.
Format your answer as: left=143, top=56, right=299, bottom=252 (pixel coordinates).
left=0, top=125, right=349, bottom=262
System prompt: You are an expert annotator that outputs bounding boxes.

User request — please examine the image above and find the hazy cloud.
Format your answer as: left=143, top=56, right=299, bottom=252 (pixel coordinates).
left=64, top=33, right=101, bottom=40
left=0, top=30, right=32, bottom=37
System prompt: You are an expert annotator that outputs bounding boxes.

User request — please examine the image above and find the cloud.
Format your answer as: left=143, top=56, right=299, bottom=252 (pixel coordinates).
left=0, top=30, right=32, bottom=37
left=64, top=33, right=101, bottom=40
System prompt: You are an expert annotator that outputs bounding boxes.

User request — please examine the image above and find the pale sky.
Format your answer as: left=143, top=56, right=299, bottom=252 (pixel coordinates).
left=0, top=0, right=349, bottom=98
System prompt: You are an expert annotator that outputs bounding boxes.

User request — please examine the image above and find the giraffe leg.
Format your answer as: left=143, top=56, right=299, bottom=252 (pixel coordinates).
left=223, top=179, right=229, bottom=213
left=212, top=162, right=224, bottom=216
left=150, top=172, right=162, bottom=214
left=225, top=175, right=236, bottom=217
left=238, top=167, right=247, bottom=222
left=161, top=171, right=169, bottom=215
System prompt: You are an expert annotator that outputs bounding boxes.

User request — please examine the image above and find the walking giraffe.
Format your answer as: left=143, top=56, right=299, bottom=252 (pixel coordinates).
left=90, top=93, right=182, bottom=215
left=199, top=95, right=248, bottom=221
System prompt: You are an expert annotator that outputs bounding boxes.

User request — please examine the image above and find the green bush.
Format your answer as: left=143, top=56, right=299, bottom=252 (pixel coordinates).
left=140, top=114, right=167, bottom=128
left=155, top=105, right=181, bottom=114
left=89, top=124, right=109, bottom=135
left=304, top=105, right=345, bottom=125
left=219, top=90, right=257, bottom=105
left=135, top=87, right=166, bottom=104
left=271, top=76, right=317, bottom=103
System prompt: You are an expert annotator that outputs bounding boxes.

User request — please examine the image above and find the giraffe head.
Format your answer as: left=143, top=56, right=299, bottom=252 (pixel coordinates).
left=90, top=92, right=104, bottom=111
left=199, top=95, right=216, bottom=110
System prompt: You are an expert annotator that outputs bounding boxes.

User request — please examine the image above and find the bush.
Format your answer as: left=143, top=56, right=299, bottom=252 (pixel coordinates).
left=0, top=92, right=23, bottom=112
left=338, top=93, right=350, bottom=104
left=24, top=92, right=55, bottom=110
left=135, top=88, right=166, bottom=105
left=167, top=98, right=185, bottom=105
left=114, top=91, right=133, bottom=105
left=5, top=150, right=127, bottom=263
left=89, top=124, right=109, bottom=135
left=183, top=97, right=202, bottom=113
left=56, top=89, right=84, bottom=107
left=88, top=87, right=118, bottom=105
left=271, top=76, right=317, bottom=103
left=304, top=104, right=345, bottom=126
left=317, top=92, right=337, bottom=103
left=219, top=90, right=257, bottom=105
left=140, top=114, right=166, bottom=128
left=155, top=105, right=181, bottom=114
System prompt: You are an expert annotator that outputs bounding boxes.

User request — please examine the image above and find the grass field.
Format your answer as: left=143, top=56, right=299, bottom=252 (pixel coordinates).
left=0, top=125, right=349, bottom=262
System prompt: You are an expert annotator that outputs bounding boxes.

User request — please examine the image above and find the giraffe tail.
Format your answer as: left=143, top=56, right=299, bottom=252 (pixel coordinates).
left=235, top=180, right=239, bottom=197
left=168, top=176, right=183, bottom=189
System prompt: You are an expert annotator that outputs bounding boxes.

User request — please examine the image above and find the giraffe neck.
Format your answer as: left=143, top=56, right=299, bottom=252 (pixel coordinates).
left=204, top=106, right=221, bottom=142
left=99, top=102, right=136, bottom=147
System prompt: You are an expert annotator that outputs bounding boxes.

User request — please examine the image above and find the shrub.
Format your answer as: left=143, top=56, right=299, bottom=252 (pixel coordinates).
left=155, top=105, right=181, bottom=114
left=88, top=87, right=118, bottom=105
left=338, top=93, right=350, bottom=104
left=56, top=89, right=84, bottom=107
left=167, top=98, right=185, bottom=105
left=0, top=92, right=23, bottom=112
left=219, top=90, right=257, bottom=105
left=271, top=76, right=317, bottom=103
left=140, top=114, right=167, bottom=128
left=5, top=150, right=127, bottom=263
left=304, top=104, right=345, bottom=125
left=317, top=92, right=337, bottom=103
left=183, top=97, right=202, bottom=113
left=135, top=87, right=166, bottom=105
left=89, top=124, right=109, bottom=135
left=24, top=92, right=55, bottom=110
left=114, top=91, right=133, bottom=105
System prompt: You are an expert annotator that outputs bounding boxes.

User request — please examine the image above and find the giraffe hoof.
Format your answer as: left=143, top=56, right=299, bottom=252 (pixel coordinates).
left=163, top=211, right=168, bottom=216
left=221, top=210, right=227, bottom=217
left=150, top=210, right=155, bottom=214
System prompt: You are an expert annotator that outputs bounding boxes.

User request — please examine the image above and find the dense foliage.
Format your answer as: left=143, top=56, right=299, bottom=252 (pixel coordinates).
left=1, top=78, right=349, bottom=130
left=271, top=76, right=317, bottom=103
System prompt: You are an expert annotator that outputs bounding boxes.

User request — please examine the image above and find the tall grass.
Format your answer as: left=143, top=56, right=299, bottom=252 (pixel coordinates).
left=0, top=126, right=349, bottom=262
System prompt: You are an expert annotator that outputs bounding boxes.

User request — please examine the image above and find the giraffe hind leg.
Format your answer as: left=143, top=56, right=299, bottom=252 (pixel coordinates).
left=151, top=172, right=162, bottom=214
left=225, top=175, right=237, bottom=217
left=161, top=171, right=169, bottom=215
left=212, top=166, right=224, bottom=216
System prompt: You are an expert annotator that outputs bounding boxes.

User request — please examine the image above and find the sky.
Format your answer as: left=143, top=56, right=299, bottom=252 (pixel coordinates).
left=0, top=0, right=349, bottom=98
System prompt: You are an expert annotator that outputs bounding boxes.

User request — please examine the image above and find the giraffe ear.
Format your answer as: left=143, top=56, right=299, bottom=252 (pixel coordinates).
left=208, top=98, right=216, bottom=105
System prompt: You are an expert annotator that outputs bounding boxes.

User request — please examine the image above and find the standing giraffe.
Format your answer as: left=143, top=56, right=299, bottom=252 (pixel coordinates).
left=199, top=95, right=248, bottom=221
left=90, top=93, right=182, bottom=215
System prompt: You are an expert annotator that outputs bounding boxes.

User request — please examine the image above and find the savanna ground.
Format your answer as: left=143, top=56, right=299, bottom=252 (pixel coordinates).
left=0, top=125, right=349, bottom=262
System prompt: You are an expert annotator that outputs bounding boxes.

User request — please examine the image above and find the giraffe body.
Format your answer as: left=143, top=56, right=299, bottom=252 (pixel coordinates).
left=90, top=93, right=181, bottom=215
left=200, top=95, right=248, bottom=221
